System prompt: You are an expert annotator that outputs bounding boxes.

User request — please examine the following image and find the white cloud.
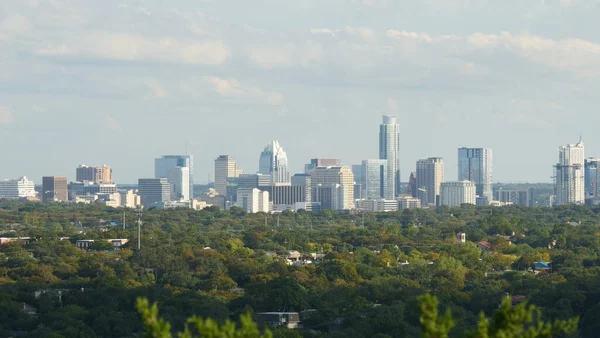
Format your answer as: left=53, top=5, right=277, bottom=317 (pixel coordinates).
left=0, top=107, right=15, bottom=124
left=203, top=76, right=284, bottom=105
left=104, top=116, right=121, bottom=131
left=31, top=105, right=45, bottom=112
left=36, top=32, right=231, bottom=65
left=246, top=46, right=293, bottom=69
left=144, top=78, right=166, bottom=99
left=0, top=14, right=31, bottom=41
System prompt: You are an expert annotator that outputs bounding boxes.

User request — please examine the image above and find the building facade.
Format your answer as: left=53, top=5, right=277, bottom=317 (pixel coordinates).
left=271, top=185, right=307, bottom=206
left=379, top=115, right=400, bottom=199
left=398, top=196, right=422, bottom=210
left=440, top=181, right=477, bottom=207
left=310, top=166, right=355, bottom=210
left=76, top=165, right=113, bottom=183
left=416, top=157, right=444, bottom=206
left=458, top=147, right=493, bottom=200
left=138, top=178, right=171, bottom=207
left=155, top=155, right=193, bottom=201
left=258, top=140, right=290, bottom=184
left=407, top=172, right=417, bottom=198
left=214, top=155, right=243, bottom=196
left=555, top=141, right=585, bottom=205
left=236, top=188, right=269, bottom=213
left=356, top=199, right=397, bottom=212
left=167, top=166, right=190, bottom=202
left=42, top=176, right=68, bottom=202
left=496, top=190, right=530, bottom=207
left=361, top=159, right=388, bottom=199
left=304, top=158, right=342, bottom=173
left=291, top=174, right=312, bottom=202
left=585, top=158, right=600, bottom=200
left=0, top=177, right=36, bottom=199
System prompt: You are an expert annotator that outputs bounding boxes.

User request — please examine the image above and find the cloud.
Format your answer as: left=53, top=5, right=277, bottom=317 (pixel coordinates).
left=0, top=107, right=15, bottom=124
left=104, top=116, right=121, bottom=131
left=0, top=14, right=31, bottom=41
left=35, top=32, right=231, bottom=65
left=31, top=105, right=45, bottom=112
left=144, top=78, right=166, bottom=99
left=203, top=76, right=284, bottom=105
left=503, top=99, right=563, bottom=129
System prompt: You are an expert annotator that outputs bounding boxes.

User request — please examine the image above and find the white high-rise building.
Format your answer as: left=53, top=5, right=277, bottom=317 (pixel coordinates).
left=168, top=166, right=190, bottom=201
left=259, top=140, right=290, bottom=184
left=458, top=148, right=493, bottom=200
left=361, top=159, right=388, bottom=199
left=0, top=177, right=36, bottom=199
left=214, top=155, right=243, bottom=196
left=310, top=166, right=355, bottom=210
left=555, top=141, right=585, bottom=205
left=379, top=115, right=400, bottom=199
left=416, top=157, right=444, bottom=206
left=236, top=188, right=269, bottom=213
left=155, top=155, right=193, bottom=202
left=440, top=181, right=476, bottom=207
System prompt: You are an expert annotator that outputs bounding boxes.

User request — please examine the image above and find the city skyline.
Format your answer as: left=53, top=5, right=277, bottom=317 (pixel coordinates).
left=2, top=2, right=600, bottom=184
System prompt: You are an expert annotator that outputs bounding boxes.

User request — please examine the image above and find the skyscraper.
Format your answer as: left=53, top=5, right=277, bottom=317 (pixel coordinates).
left=155, top=155, right=193, bottom=201
left=407, top=172, right=417, bottom=198
left=379, top=115, right=400, bottom=199
left=310, top=166, right=355, bottom=210
left=555, top=141, right=585, bottom=205
left=76, top=165, right=113, bottom=183
left=416, top=157, right=444, bottom=206
left=361, top=159, right=388, bottom=199
left=258, top=140, right=290, bottom=184
left=214, top=155, right=243, bottom=196
left=168, top=166, right=190, bottom=201
left=458, top=147, right=493, bottom=200
left=584, top=158, right=600, bottom=200
left=42, top=176, right=68, bottom=202
left=138, top=178, right=171, bottom=207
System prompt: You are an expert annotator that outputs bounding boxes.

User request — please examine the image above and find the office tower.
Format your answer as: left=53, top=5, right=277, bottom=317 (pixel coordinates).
left=305, top=158, right=342, bottom=173
left=361, top=159, right=388, bottom=199
left=379, top=115, right=400, bottom=199
left=42, top=176, right=68, bottom=202
left=351, top=164, right=364, bottom=199
left=119, top=190, right=141, bottom=208
left=76, top=165, right=113, bottom=183
left=555, top=141, right=585, bottom=205
left=458, top=147, right=493, bottom=200
left=214, top=155, right=243, bottom=196
left=155, top=155, right=193, bottom=200
left=585, top=158, right=600, bottom=199
left=0, top=177, right=36, bottom=199
left=416, top=157, right=444, bottom=206
left=168, top=166, right=190, bottom=201
left=138, top=178, right=171, bottom=207
left=496, top=190, right=530, bottom=207
left=236, top=188, right=269, bottom=213
left=440, top=181, right=476, bottom=207
left=271, top=186, right=307, bottom=206
left=407, top=172, right=417, bottom=197
left=291, top=173, right=312, bottom=202
left=310, top=166, right=355, bottom=210
left=258, top=140, right=290, bottom=184
left=356, top=199, right=398, bottom=212
left=238, top=173, right=272, bottom=190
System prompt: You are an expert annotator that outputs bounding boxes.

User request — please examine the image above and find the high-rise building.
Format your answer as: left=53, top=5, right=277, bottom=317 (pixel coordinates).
left=138, top=178, right=171, bottom=207
left=361, top=159, right=388, bottom=199
left=236, top=188, right=269, bottom=213
left=271, top=186, right=307, bottom=206
left=351, top=164, right=364, bottom=200
left=291, top=174, right=312, bottom=202
left=555, top=141, right=585, bottom=205
left=42, top=176, right=68, bottom=202
left=305, top=158, right=342, bottom=173
left=416, top=157, right=444, bottom=206
left=214, top=155, right=243, bottom=196
left=310, top=166, right=355, bottom=210
left=496, top=190, right=530, bottom=207
left=258, top=140, right=290, bottom=184
left=440, top=181, right=476, bottom=207
left=407, top=172, right=417, bottom=198
left=0, top=177, right=36, bottom=199
left=458, top=147, right=493, bottom=200
left=76, top=165, right=113, bottom=183
left=585, top=158, right=600, bottom=200
left=155, top=155, right=193, bottom=200
left=379, top=115, right=400, bottom=199
left=168, top=166, right=190, bottom=201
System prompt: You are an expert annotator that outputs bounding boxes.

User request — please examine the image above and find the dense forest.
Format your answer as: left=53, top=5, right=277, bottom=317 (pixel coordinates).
left=1, top=200, right=599, bottom=337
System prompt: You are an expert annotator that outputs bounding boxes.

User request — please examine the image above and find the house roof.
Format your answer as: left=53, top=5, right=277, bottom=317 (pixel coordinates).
left=534, top=262, right=551, bottom=269
left=477, top=241, right=492, bottom=249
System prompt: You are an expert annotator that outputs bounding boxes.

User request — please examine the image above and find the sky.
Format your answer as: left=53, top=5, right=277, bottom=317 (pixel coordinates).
left=1, top=0, right=600, bottom=184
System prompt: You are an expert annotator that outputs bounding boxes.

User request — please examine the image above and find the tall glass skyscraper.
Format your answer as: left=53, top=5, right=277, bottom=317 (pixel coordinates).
left=361, top=159, right=388, bottom=199
left=258, top=140, right=290, bottom=184
left=379, top=115, right=400, bottom=199
left=458, top=148, right=493, bottom=201
left=585, top=158, right=600, bottom=199
left=554, top=141, right=585, bottom=205
left=155, top=155, right=193, bottom=202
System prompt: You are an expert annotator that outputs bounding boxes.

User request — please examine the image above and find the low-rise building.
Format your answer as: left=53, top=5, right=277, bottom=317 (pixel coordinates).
left=356, top=199, right=398, bottom=212
left=397, top=196, right=421, bottom=210
left=0, top=177, right=36, bottom=199
left=256, top=312, right=302, bottom=329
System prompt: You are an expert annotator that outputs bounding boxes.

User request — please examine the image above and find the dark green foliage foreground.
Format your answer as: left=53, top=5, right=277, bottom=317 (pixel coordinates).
left=0, top=201, right=599, bottom=337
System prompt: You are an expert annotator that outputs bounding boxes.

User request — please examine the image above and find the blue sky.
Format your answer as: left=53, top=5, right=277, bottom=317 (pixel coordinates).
left=1, top=0, right=599, bottom=183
